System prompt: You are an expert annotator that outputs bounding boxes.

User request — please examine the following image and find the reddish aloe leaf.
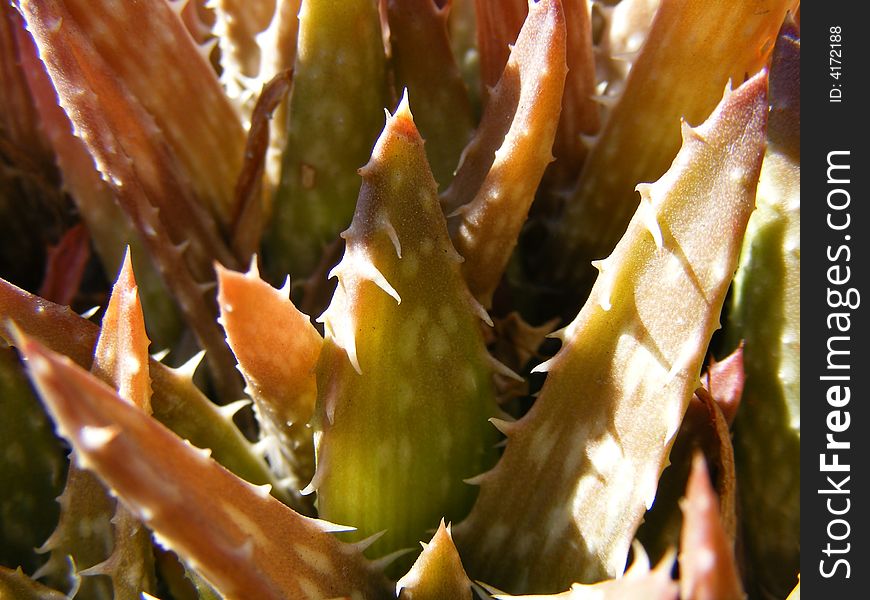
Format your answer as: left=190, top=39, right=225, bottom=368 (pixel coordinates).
left=447, top=0, right=566, bottom=308
left=386, top=0, right=474, bottom=190
left=455, top=73, right=767, bottom=592
left=35, top=251, right=157, bottom=599
left=546, top=0, right=600, bottom=186
left=473, top=0, right=526, bottom=102
left=637, top=383, right=738, bottom=566
left=93, top=250, right=152, bottom=413
left=0, top=277, right=290, bottom=506
left=18, top=335, right=393, bottom=600
left=550, top=0, right=794, bottom=294
left=396, top=520, right=474, bottom=599
left=702, top=346, right=744, bottom=426
left=0, top=566, right=67, bottom=600
left=38, top=223, right=90, bottom=307
left=679, top=455, right=744, bottom=600
left=89, top=251, right=157, bottom=599
left=0, top=3, right=69, bottom=292
left=13, top=12, right=183, bottom=350
left=314, top=95, right=500, bottom=571
left=20, top=0, right=243, bottom=401
left=230, top=70, right=293, bottom=262
left=42, top=0, right=246, bottom=225
left=216, top=260, right=320, bottom=506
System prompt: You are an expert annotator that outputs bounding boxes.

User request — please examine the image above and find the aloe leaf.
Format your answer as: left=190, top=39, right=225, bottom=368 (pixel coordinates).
left=725, top=17, right=800, bottom=599
left=473, top=0, right=526, bottom=104
left=546, top=0, right=600, bottom=186
left=455, top=72, right=768, bottom=593
left=386, top=0, right=474, bottom=190
left=32, top=252, right=157, bottom=599
left=0, top=348, right=65, bottom=577
left=447, top=0, right=566, bottom=308
left=217, top=260, right=320, bottom=510
left=549, top=0, right=793, bottom=295
left=395, top=520, right=474, bottom=600
left=86, top=252, right=157, bottom=599
left=19, top=0, right=244, bottom=401
left=17, top=335, right=393, bottom=600
left=314, top=95, right=500, bottom=570
left=0, top=277, right=291, bottom=507
left=636, top=348, right=743, bottom=564
left=266, top=0, right=388, bottom=281
left=14, top=15, right=183, bottom=349
left=678, top=455, right=744, bottom=600
left=229, top=71, right=292, bottom=261
left=25, top=0, right=246, bottom=226
left=0, top=566, right=67, bottom=600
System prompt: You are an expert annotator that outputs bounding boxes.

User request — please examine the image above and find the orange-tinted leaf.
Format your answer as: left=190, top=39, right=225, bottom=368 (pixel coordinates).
left=448, top=0, right=567, bottom=308
left=19, top=335, right=393, bottom=600
left=679, top=455, right=744, bottom=600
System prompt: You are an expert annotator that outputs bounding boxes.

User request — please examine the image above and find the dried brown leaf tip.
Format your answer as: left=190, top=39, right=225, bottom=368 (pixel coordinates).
left=18, top=335, right=392, bottom=600
left=679, top=454, right=745, bottom=600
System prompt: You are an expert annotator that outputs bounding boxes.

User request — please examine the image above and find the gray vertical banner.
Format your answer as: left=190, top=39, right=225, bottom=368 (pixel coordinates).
left=803, top=3, right=867, bottom=597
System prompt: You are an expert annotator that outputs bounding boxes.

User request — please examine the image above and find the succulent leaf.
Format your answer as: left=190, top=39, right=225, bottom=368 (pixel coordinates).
left=455, top=72, right=768, bottom=593
left=18, top=335, right=393, bottom=600
left=395, top=520, right=474, bottom=600
left=87, top=251, right=157, bottom=599
left=21, top=0, right=246, bottom=226
left=546, top=0, right=600, bottom=185
left=386, top=0, right=475, bottom=190
left=229, top=70, right=292, bottom=261
left=473, top=0, right=527, bottom=103
left=725, top=17, right=801, bottom=599
left=678, top=455, right=744, bottom=600
left=217, top=260, right=320, bottom=509
left=636, top=348, right=743, bottom=564
left=12, top=13, right=183, bottom=349
left=447, top=0, right=567, bottom=308
left=549, top=0, right=793, bottom=295
left=314, top=95, right=500, bottom=570
left=19, top=0, right=245, bottom=402
left=0, top=277, right=290, bottom=507
left=266, top=0, right=389, bottom=281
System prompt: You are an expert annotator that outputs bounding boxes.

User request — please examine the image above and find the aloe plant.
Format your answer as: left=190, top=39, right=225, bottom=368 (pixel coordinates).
left=1, top=0, right=800, bottom=598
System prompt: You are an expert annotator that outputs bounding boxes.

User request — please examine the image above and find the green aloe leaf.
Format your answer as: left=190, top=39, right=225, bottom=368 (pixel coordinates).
left=313, top=95, right=501, bottom=571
